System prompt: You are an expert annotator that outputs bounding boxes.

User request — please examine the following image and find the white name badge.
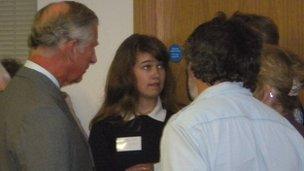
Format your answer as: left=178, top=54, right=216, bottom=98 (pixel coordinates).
left=116, top=136, right=142, bottom=152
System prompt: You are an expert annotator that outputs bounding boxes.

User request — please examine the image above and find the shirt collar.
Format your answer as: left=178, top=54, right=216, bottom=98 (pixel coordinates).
left=132, top=97, right=167, bottom=122
left=194, top=82, right=251, bottom=102
left=24, top=60, right=60, bottom=88
left=147, top=97, right=166, bottom=122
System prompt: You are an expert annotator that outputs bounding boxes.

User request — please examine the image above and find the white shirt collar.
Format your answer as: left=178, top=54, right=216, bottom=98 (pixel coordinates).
left=195, top=82, right=250, bottom=102
left=24, top=60, right=60, bottom=88
left=131, top=97, right=167, bottom=122
left=147, top=97, right=167, bottom=122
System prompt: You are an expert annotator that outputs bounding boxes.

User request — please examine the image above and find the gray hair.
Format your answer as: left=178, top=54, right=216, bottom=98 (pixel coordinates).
left=28, top=1, right=98, bottom=50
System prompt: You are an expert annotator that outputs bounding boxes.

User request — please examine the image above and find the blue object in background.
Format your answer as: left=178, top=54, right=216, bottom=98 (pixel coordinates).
left=169, top=44, right=182, bottom=63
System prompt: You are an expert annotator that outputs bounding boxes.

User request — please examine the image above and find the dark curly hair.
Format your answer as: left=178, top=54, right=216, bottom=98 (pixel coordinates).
left=1, top=59, right=22, bottom=77
left=184, top=12, right=263, bottom=91
left=231, top=11, right=279, bottom=45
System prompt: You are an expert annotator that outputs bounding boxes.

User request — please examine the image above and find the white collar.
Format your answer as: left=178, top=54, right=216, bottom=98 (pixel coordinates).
left=147, top=97, right=167, bottom=122
left=24, top=60, right=60, bottom=88
left=195, top=82, right=250, bottom=102
left=132, top=97, right=167, bottom=122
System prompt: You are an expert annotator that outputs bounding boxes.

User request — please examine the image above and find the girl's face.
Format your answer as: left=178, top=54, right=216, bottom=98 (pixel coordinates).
left=133, top=52, right=166, bottom=100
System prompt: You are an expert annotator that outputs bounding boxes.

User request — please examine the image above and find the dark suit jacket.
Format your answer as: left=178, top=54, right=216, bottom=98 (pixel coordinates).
left=0, top=67, right=94, bottom=171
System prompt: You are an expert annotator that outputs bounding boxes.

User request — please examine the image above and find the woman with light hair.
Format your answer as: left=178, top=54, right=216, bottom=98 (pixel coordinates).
left=254, top=45, right=304, bottom=136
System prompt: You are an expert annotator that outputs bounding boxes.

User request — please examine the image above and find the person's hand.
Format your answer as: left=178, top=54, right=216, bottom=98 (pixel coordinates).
left=125, top=163, right=154, bottom=171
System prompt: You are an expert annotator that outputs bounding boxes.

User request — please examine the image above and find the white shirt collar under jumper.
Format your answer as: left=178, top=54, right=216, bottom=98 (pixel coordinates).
left=147, top=97, right=166, bottom=122
left=132, top=97, right=166, bottom=122
left=24, top=60, right=60, bottom=88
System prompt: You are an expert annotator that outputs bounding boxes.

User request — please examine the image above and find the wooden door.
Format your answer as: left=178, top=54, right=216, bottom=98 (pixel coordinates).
left=134, top=0, right=304, bottom=107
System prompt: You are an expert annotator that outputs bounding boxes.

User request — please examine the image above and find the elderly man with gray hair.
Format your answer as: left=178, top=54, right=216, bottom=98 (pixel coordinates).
left=0, top=1, right=99, bottom=170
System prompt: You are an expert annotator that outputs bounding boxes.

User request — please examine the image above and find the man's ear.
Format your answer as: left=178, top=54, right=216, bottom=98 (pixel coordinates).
left=60, top=39, right=78, bottom=62
left=261, top=85, right=277, bottom=106
left=187, top=62, right=209, bottom=94
left=187, top=63, right=196, bottom=79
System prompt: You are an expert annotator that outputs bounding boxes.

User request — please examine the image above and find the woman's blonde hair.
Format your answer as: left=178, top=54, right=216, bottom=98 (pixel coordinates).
left=254, top=45, right=304, bottom=115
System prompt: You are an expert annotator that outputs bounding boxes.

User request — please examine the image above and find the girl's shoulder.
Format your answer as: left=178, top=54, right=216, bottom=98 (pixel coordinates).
left=92, top=115, right=123, bottom=129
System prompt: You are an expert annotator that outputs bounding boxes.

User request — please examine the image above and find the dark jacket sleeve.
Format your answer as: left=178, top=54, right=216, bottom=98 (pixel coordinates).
left=89, top=122, right=115, bottom=171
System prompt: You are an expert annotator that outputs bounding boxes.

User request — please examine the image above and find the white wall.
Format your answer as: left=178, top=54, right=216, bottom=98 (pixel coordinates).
left=38, top=0, right=133, bottom=135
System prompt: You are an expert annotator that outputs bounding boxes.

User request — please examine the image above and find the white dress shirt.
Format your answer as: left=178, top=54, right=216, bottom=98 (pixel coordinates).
left=161, top=82, right=304, bottom=171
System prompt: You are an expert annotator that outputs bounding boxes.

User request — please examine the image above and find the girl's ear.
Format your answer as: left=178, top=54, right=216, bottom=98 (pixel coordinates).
left=261, top=85, right=277, bottom=106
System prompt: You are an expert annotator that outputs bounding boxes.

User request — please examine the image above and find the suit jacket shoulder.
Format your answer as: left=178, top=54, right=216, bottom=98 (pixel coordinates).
left=0, top=67, right=93, bottom=171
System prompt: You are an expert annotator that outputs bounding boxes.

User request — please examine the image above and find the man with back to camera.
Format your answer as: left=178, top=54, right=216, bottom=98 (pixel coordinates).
left=160, top=12, right=304, bottom=171
left=0, top=1, right=99, bottom=170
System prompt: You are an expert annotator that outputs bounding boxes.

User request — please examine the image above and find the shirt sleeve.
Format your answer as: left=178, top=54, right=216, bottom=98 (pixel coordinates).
left=160, top=121, right=209, bottom=171
left=89, top=122, right=115, bottom=171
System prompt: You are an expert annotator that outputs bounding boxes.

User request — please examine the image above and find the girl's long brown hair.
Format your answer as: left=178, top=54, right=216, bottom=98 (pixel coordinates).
left=90, top=34, right=177, bottom=127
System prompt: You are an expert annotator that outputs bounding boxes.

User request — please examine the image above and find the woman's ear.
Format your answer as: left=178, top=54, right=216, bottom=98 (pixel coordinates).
left=261, top=85, right=277, bottom=106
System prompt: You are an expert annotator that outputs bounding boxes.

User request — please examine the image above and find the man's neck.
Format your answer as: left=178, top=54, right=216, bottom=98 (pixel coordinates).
left=29, top=49, right=67, bottom=87
left=196, top=80, right=210, bottom=95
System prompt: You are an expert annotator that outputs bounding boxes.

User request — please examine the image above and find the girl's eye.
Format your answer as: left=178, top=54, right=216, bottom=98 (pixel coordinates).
left=157, top=63, right=164, bottom=69
left=142, top=65, right=152, bottom=70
